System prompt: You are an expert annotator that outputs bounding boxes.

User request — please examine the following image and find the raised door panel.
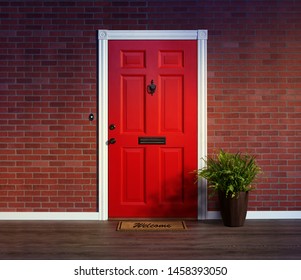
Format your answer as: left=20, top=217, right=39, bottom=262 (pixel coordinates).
left=160, top=75, right=184, bottom=133
left=159, top=148, right=184, bottom=203
left=121, top=76, right=146, bottom=133
left=121, top=51, right=146, bottom=68
left=121, top=148, right=146, bottom=204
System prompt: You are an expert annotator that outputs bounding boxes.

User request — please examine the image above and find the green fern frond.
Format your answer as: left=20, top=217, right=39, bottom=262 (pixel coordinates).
left=195, top=150, right=261, bottom=198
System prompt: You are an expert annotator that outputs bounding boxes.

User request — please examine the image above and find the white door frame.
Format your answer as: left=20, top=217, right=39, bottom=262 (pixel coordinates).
left=97, top=30, right=208, bottom=220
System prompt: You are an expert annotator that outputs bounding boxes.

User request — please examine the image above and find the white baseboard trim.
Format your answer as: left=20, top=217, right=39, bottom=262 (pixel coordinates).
left=0, top=211, right=301, bottom=220
left=0, top=212, right=100, bottom=220
left=207, top=211, right=301, bottom=220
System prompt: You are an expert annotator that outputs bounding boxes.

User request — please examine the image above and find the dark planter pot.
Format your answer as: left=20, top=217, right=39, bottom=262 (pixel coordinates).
left=218, top=191, right=249, bottom=227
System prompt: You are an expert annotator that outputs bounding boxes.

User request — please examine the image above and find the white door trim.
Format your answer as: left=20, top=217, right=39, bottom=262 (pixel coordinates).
left=97, top=30, right=208, bottom=220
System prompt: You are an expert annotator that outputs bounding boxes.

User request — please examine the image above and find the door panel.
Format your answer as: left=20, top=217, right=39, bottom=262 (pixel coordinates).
left=159, top=51, right=183, bottom=68
left=121, top=148, right=146, bottom=204
left=121, top=76, right=145, bottom=132
left=108, top=40, right=197, bottom=218
left=160, top=75, right=184, bottom=132
left=121, top=51, right=146, bottom=68
left=160, top=148, right=184, bottom=203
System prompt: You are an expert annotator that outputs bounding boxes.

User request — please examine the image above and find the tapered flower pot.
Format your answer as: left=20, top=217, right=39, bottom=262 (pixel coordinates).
left=218, top=191, right=249, bottom=227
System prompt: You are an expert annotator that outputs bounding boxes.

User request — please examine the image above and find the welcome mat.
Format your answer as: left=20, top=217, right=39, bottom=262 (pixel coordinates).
left=116, top=221, right=187, bottom=231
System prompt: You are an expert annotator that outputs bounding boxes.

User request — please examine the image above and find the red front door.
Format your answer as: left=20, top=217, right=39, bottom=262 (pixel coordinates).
left=108, top=40, right=197, bottom=218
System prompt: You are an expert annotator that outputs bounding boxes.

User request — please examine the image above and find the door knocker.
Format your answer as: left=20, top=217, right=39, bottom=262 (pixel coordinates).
left=147, top=80, right=156, bottom=95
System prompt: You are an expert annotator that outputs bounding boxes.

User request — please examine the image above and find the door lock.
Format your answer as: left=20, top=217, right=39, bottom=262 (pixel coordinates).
left=108, top=138, right=116, bottom=144
left=109, top=124, right=116, bottom=130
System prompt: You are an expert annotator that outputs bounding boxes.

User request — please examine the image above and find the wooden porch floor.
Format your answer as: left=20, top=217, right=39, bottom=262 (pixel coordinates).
left=0, top=220, right=300, bottom=260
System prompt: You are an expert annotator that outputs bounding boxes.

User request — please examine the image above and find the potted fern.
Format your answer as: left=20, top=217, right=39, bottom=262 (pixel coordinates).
left=196, top=150, right=261, bottom=227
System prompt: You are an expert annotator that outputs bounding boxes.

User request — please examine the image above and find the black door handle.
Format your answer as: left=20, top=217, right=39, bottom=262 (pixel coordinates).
left=108, top=138, right=116, bottom=144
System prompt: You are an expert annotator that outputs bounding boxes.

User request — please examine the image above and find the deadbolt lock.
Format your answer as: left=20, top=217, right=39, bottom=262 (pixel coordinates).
left=109, top=124, right=116, bottom=130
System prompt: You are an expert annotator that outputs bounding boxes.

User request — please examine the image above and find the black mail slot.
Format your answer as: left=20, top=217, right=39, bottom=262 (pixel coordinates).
left=138, top=137, right=166, bottom=145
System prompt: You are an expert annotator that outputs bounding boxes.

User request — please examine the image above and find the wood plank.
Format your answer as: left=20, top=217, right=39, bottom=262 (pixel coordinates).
left=0, top=220, right=300, bottom=259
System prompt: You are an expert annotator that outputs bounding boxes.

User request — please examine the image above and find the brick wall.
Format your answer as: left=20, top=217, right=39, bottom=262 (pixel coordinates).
left=0, top=0, right=300, bottom=212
